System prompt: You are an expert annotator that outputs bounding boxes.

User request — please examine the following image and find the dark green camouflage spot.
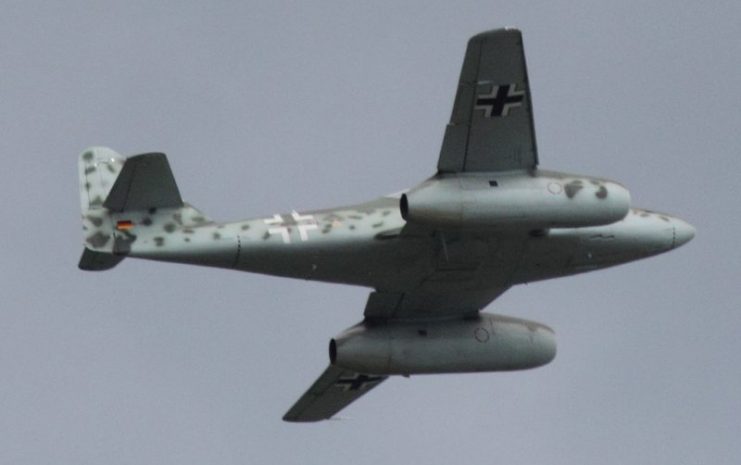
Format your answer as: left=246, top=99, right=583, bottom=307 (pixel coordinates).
left=86, top=215, right=103, bottom=227
left=113, top=231, right=137, bottom=254
left=564, top=181, right=583, bottom=199
left=86, top=232, right=110, bottom=248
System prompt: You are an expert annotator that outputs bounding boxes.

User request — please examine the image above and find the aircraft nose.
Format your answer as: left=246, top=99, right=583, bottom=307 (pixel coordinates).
left=672, top=217, right=695, bottom=249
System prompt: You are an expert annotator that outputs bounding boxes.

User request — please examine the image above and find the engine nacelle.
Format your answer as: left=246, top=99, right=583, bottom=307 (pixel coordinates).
left=330, top=313, right=556, bottom=375
left=401, top=171, right=631, bottom=229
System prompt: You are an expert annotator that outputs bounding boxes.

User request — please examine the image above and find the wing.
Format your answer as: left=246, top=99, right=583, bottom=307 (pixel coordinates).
left=283, top=365, right=387, bottom=422
left=286, top=30, right=537, bottom=422
left=378, top=228, right=528, bottom=319
left=285, top=229, right=526, bottom=421
left=363, top=288, right=507, bottom=320
left=437, top=28, right=538, bottom=172
left=284, top=287, right=507, bottom=422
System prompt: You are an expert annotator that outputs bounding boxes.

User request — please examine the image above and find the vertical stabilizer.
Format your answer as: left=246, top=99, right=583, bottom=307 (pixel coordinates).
left=79, top=148, right=125, bottom=268
left=79, top=147, right=125, bottom=212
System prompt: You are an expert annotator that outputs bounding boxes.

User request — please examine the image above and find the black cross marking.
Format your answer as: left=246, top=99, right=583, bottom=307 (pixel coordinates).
left=474, top=83, right=525, bottom=118
left=335, top=374, right=384, bottom=391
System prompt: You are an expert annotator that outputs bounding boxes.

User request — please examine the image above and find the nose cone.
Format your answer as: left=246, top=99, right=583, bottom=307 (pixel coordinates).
left=531, top=325, right=557, bottom=368
left=672, top=217, right=696, bottom=249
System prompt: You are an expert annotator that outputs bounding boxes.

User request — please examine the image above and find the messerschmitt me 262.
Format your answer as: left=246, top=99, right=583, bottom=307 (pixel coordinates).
left=78, top=29, right=694, bottom=421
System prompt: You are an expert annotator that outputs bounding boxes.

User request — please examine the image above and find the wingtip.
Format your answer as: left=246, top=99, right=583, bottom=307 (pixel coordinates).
left=470, top=27, right=522, bottom=42
left=282, top=415, right=324, bottom=423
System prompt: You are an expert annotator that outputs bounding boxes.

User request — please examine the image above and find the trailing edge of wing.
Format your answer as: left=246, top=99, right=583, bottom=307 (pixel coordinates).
left=438, top=28, right=538, bottom=172
left=283, top=365, right=387, bottom=422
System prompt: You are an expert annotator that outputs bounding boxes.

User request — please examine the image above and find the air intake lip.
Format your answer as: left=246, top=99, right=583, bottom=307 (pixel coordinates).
left=399, top=194, right=409, bottom=221
left=329, top=339, right=337, bottom=364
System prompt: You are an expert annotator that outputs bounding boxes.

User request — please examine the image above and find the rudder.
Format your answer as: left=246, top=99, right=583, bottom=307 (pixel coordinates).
left=79, top=147, right=125, bottom=267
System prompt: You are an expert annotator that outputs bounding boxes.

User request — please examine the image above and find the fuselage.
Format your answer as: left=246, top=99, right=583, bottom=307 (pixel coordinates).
left=122, top=170, right=694, bottom=295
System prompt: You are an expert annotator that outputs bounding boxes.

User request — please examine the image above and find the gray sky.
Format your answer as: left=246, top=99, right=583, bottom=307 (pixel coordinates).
left=1, top=1, right=739, bottom=464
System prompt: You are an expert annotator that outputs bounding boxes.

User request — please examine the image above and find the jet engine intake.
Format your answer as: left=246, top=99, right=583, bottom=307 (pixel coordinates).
left=330, top=313, right=556, bottom=375
left=401, top=173, right=630, bottom=229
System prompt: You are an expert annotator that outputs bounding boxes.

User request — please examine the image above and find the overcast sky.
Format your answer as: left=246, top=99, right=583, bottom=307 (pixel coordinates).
left=1, top=1, right=739, bottom=464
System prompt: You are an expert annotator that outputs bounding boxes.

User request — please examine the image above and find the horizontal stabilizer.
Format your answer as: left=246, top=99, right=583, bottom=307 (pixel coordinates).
left=78, top=248, right=125, bottom=271
left=104, top=153, right=183, bottom=212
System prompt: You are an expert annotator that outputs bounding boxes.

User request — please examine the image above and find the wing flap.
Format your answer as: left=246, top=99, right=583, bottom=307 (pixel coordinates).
left=283, top=365, right=387, bottom=422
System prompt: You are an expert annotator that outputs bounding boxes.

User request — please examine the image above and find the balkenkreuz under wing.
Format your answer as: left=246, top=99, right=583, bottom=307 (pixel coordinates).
left=437, top=28, right=538, bottom=172
left=283, top=365, right=387, bottom=422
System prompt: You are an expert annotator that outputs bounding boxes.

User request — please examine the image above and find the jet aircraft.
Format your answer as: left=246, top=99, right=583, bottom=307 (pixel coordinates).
left=77, top=28, right=694, bottom=421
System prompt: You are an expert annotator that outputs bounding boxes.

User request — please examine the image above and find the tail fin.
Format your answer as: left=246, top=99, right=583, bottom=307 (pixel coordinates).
left=79, top=147, right=126, bottom=212
left=79, top=147, right=126, bottom=270
left=78, top=147, right=207, bottom=271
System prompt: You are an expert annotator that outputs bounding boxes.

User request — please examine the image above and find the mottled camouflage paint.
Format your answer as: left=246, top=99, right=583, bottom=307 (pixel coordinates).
left=79, top=147, right=125, bottom=254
